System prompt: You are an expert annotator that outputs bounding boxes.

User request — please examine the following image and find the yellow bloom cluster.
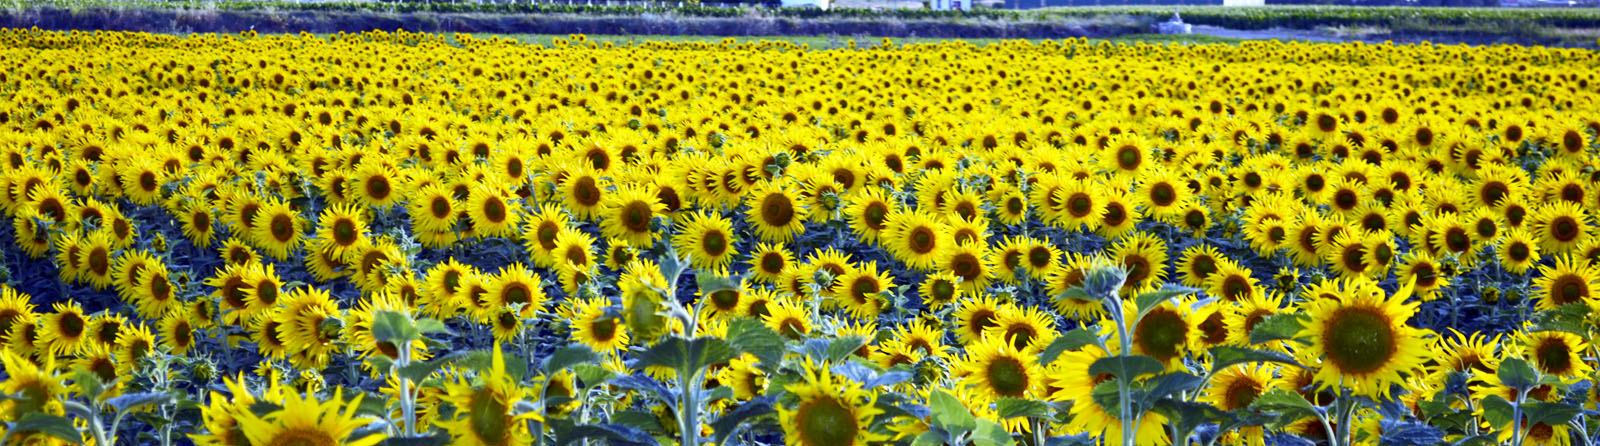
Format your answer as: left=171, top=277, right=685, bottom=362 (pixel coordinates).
left=1, top=28, right=1599, bottom=446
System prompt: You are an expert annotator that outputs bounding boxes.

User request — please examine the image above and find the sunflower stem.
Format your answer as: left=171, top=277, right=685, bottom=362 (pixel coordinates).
left=1511, top=387, right=1528, bottom=446
left=398, top=345, right=417, bottom=437
left=678, top=367, right=703, bottom=446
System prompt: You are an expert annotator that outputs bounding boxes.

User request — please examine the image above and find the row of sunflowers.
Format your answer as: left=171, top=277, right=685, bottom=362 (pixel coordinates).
left=1, top=28, right=1600, bottom=446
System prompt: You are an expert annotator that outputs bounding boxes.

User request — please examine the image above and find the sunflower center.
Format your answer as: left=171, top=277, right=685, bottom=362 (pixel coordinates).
left=863, top=203, right=888, bottom=229
left=1066, top=193, right=1092, bottom=217
left=850, top=279, right=878, bottom=304
left=970, top=309, right=998, bottom=334
left=1322, top=307, right=1396, bottom=374
left=504, top=284, right=530, bottom=305
left=1135, top=308, right=1187, bottom=362
left=468, top=390, right=512, bottom=446
left=482, top=198, right=507, bottom=224
left=797, top=397, right=859, bottom=446
left=376, top=341, right=400, bottom=359
left=1508, top=242, right=1531, bottom=262
left=139, top=172, right=157, bottom=191
left=332, top=219, right=358, bottom=246
left=711, top=289, right=740, bottom=310
left=986, top=357, right=1030, bottom=397
left=1223, top=275, right=1251, bottom=301
left=759, top=253, right=785, bottom=274
left=591, top=318, right=617, bottom=342
left=1552, top=217, right=1580, bottom=241
left=1116, top=147, right=1140, bottom=170
left=1444, top=229, right=1470, bottom=253
left=1535, top=337, right=1574, bottom=375
left=950, top=253, right=981, bottom=281
left=1006, top=325, right=1035, bottom=351
left=1005, top=197, right=1024, bottom=215
left=930, top=280, right=956, bottom=302
left=1103, top=203, right=1128, bottom=226
left=537, top=223, right=560, bottom=250
left=1027, top=247, right=1051, bottom=269
left=1316, top=114, right=1337, bottom=133
left=572, top=177, right=602, bottom=207
left=430, top=197, right=452, bottom=218
left=621, top=202, right=652, bottom=232
left=59, top=313, right=85, bottom=337
left=1199, top=312, right=1226, bottom=344
left=366, top=176, right=391, bottom=200
left=1553, top=275, right=1587, bottom=304
left=1185, top=210, right=1206, bottom=229
left=1224, top=378, right=1263, bottom=410
left=267, top=428, right=337, bottom=446
left=761, top=194, right=795, bottom=226
left=269, top=214, right=294, bottom=242
left=1150, top=184, right=1175, bottom=206
left=909, top=227, right=936, bottom=254
left=702, top=231, right=728, bottom=257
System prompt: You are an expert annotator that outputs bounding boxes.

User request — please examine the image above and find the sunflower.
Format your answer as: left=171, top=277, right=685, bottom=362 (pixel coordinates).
left=984, top=305, right=1058, bottom=353
left=1531, top=201, right=1591, bottom=254
left=1499, top=227, right=1541, bottom=275
left=918, top=272, right=964, bottom=311
left=1135, top=167, right=1189, bottom=219
left=831, top=261, right=891, bottom=320
left=1177, top=245, right=1227, bottom=289
left=408, top=183, right=459, bottom=234
left=0, top=350, right=68, bottom=421
left=942, top=242, right=993, bottom=294
left=1199, top=365, right=1278, bottom=445
left=953, top=296, right=1006, bottom=345
left=779, top=360, right=886, bottom=446
left=550, top=228, right=597, bottom=271
left=1224, top=292, right=1284, bottom=347
left=747, top=182, right=807, bottom=243
left=1532, top=254, right=1598, bottom=313
left=1298, top=277, right=1430, bottom=398
left=1047, top=179, right=1105, bottom=231
left=468, top=182, right=519, bottom=238
left=113, top=322, right=155, bottom=376
left=344, top=293, right=428, bottom=369
left=570, top=297, right=629, bottom=354
left=38, top=301, right=89, bottom=356
left=249, top=199, right=302, bottom=260
left=1109, top=231, right=1169, bottom=294
left=764, top=300, right=812, bottom=340
left=0, top=287, right=34, bottom=344
left=843, top=189, right=896, bottom=244
left=672, top=211, right=738, bottom=271
left=314, top=202, right=367, bottom=261
left=1433, top=328, right=1500, bottom=377
left=746, top=242, right=794, bottom=284
left=881, top=210, right=948, bottom=271
left=521, top=204, right=573, bottom=268
left=77, top=230, right=117, bottom=290
left=1396, top=251, right=1450, bottom=301
left=718, top=355, right=768, bottom=401
left=598, top=184, right=664, bottom=248
left=237, top=387, right=384, bottom=446
left=1517, top=330, right=1591, bottom=380
left=180, top=203, right=219, bottom=247
left=158, top=306, right=197, bottom=356
left=1051, top=344, right=1170, bottom=446
left=483, top=263, right=548, bottom=320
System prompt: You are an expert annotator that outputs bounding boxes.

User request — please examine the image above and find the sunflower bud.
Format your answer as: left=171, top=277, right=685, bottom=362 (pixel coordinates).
left=912, top=355, right=948, bottom=388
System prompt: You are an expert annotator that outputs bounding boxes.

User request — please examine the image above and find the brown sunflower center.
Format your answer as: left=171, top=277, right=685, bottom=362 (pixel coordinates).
left=761, top=194, right=795, bottom=226
left=1322, top=307, right=1396, bottom=374
left=986, top=356, right=1030, bottom=397
left=1135, top=308, right=1187, bottom=362
left=797, top=397, right=859, bottom=446
left=1535, top=337, right=1574, bottom=376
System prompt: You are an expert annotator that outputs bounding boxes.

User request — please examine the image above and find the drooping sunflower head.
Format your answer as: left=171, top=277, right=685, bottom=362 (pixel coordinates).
left=779, top=360, right=886, bottom=446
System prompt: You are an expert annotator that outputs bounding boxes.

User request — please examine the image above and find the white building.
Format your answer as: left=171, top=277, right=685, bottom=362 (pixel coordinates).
left=930, top=0, right=967, bottom=11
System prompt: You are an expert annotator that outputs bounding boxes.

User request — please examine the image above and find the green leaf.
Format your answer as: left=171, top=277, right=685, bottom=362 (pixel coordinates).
left=1496, top=358, right=1539, bottom=392
left=634, top=336, right=737, bottom=378
left=928, top=389, right=976, bottom=438
left=451, top=349, right=529, bottom=382
left=1038, top=328, right=1098, bottom=367
left=371, top=310, right=419, bottom=344
left=1088, top=355, right=1164, bottom=382
left=1208, top=346, right=1302, bottom=371
left=971, top=419, right=1015, bottom=446
left=1153, top=399, right=1232, bottom=444
left=1529, top=303, right=1591, bottom=339
left=574, top=364, right=617, bottom=390
left=414, top=317, right=453, bottom=336
left=726, top=318, right=784, bottom=370
left=1135, top=284, right=1200, bottom=324
left=994, top=398, right=1052, bottom=420
left=1248, top=388, right=1320, bottom=428
left=1131, top=373, right=1205, bottom=412
left=70, top=369, right=107, bottom=400
left=10, top=413, right=83, bottom=445
left=1479, top=395, right=1514, bottom=429
left=1522, top=401, right=1581, bottom=428
left=710, top=396, right=776, bottom=446
left=1249, top=313, right=1308, bottom=345
left=1054, top=287, right=1092, bottom=301
left=543, top=345, right=600, bottom=376
left=911, top=430, right=945, bottom=446
left=826, top=336, right=869, bottom=363
left=106, top=392, right=173, bottom=414
left=376, top=433, right=450, bottom=446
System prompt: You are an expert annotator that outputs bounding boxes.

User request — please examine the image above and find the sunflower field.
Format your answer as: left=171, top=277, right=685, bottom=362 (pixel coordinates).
left=1, top=28, right=1600, bottom=446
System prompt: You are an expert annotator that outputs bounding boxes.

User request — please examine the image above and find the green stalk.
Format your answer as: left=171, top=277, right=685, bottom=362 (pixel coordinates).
left=679, top=368, right=703, bottom=446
